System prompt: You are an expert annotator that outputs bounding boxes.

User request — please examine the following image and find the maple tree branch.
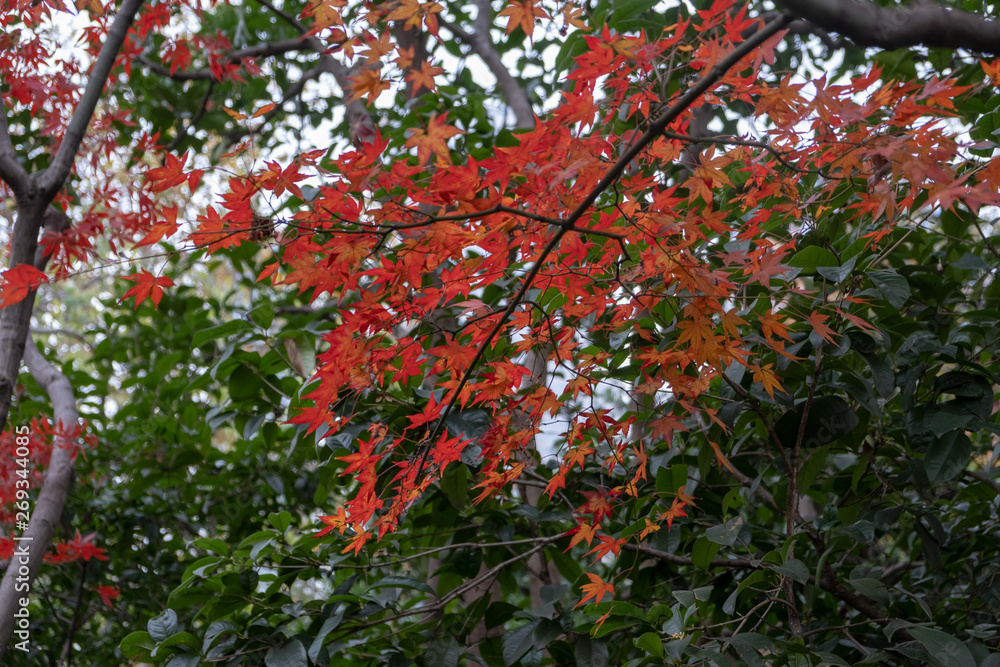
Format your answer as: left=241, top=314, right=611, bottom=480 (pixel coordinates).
left=776, top=0, right=1000, bottom=54
left=965, top=469, right=1000, bottom=495
left=167, top=81, right=216, bottom=152
left=440, top=0, right=535, bottom=129
left=624, top=542, right=754, bottom=568
left=418, top=12, right=795, bottom=478
left=59, top=560, right=89, bottom=664
left=0, top=339, right=80, bottom=654
left=137, top=38, right=321, bottom=81
left=661, top=130, right=830, bottom=177
left=38, top=0, right=145, bottom=199
left=0, top=110, right=30, bottom=198
left=326, top=537, right=560, bottom=637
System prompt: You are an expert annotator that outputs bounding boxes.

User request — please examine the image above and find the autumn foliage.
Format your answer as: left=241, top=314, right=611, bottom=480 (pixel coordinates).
left=3, top=0, right=1000, bottom=663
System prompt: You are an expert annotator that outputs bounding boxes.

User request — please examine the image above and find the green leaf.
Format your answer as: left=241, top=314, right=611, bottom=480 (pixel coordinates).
left=440, top=462, right=469, bottom=510
left=655, top=464, right=688, bottom=494
left=868, top=269, right=911, bottom=309
left=574, top=636, right=609, bottom=667
left=774, top=396, right=858, bottom=449
left=908, top=627, right=976, bottom=667
left=426, top=638, right=462, bottom=667
left=268, top=511, right=292, bottom=533
left=587, top=600, right=647, bottom=620
left=151, top=632, right=199, bottom=658
left=503, top=620, right=540, bottom=666
left=787, top=246, right=839, bottom=270
left=308, top=609, right=344, bottom=662
left=369, top=576, right=436, bottom=595
left=634, top=632, right=664, bottom=658
left=189, top=537, right=229, bottom=556
left=265, top=638, right=308, bottom=667
left=192, top=319, right=254, bottom=348
left=485, top=601, right=519, bottom=629
left=120, top=631, right=156, bottom=660
left=148, top=609, right=178, bottom=642
left=691, top=536, right=721, bottom=569
left=706, top=516, right=744, bottom=547
left=816, top=256, right=857, bottom=283
left=923, top=431, right=972, bottom=485
left=770, top=558, right=809, bottom=584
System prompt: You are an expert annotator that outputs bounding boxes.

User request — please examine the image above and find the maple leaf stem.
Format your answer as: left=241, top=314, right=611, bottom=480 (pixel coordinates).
left=38, top=0, right=147, bottom=200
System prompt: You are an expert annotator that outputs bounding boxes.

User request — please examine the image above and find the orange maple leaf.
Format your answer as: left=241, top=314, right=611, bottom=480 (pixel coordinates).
left=563, top=520, right=598, bottom=551
left=0, top=264, right=49, bottom=309
left=313, top=507, right=349, bottom=538
left=404, top=113, right=462, bottom=166
left=349, top=67, right=391, bottom=105
left=982, top=58, right=1000, bottom=85
left=658, top=497, right=688, bottom=531
left=750, top=362, right=783, bottom=399
left=806, top=310, right=839, bottom=345
left=574, top=572, right=613, bottom=609
left=118, top=270, right=174, bottom=310
left=585, top=534, right=625, bottom=561
left=639, top=517, right=659, bottom=540
left=498, top=0, right=550, bottom=40
left=406, top=60, right=443, bottom=95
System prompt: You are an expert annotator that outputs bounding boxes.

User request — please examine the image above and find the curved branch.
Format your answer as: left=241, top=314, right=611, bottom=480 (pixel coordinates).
left=37, top=0, right=146, bottom=199
left=0, top=111, right=30, bottom=198
left=776, top=0, right=1000, bottom=54
left=441, top=0, right=535, bottom=129
left=0, top=339, right=80, bottom=654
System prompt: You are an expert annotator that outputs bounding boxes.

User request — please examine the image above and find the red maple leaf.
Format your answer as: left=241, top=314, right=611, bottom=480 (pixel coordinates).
left=95, top=585, right=120, bottom=608
left=145, top=151, right=203, bottom=193
left=0, top=264, right=49, bottom=309
left=118, top=270, right=174, bottom=309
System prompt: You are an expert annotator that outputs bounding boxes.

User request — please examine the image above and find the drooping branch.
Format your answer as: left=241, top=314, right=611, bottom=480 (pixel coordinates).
left=776, top=0, right=1000, bottom=54
left=420, top=12, right=795, bottom=472
left=0, top=339, right=80, bottom=654
left=37, top=0, right=146, bottom=199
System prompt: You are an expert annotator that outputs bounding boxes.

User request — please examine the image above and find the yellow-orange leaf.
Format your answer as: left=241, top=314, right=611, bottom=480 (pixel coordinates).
left=349, top=68, right=391, bottom=105
left=574, top=572, right=613, bottom=609
left=404, top=113, right=462, bottom=166
left=750, top=362, right=783, bottom=399
left=498, top=0, right=550, bottom=40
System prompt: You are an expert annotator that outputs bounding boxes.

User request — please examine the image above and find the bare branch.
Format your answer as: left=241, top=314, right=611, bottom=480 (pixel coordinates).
left=440, top=0, right=535, bottom=129
left=137, top=38, right=320, bottom=81
left=37, top=0, right=146, bottom=199
left=624, top=542, right=755, bottom=568
left=776, top=0, right=1000, bottom=54
left=965, top=469, right=1000, bottom=495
